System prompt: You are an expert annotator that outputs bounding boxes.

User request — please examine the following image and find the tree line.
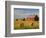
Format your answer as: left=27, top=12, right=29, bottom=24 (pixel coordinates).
left=16, top=15, right=39, bottom=21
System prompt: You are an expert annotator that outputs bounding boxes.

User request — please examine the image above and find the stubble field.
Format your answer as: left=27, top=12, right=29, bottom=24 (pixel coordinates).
left=14, top=19, right=39, bottom=30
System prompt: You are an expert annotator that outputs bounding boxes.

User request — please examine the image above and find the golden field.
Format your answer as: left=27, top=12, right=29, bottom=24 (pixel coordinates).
left=14, top=19, right=39, bottom=29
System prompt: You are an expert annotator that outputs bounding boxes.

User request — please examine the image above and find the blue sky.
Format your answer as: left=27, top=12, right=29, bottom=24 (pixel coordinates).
left=14, top=8, right=39, bottom=19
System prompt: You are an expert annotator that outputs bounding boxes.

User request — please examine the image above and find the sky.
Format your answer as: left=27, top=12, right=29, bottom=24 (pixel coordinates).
left=14, top=8, right=39, bottom=19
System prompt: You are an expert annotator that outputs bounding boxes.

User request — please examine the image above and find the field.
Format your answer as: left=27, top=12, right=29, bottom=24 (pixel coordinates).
left=14, top=19, right=39, bottom=30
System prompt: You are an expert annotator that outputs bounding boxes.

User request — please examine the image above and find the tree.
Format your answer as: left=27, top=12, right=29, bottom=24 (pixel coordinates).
left=34, top=15, right=39, bottom=21
left=16, top=19, right=18, bottom=21
left=22, top=18, right=25, bottom=21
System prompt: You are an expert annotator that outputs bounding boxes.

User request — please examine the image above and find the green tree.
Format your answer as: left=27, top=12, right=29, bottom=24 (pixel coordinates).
left=34, top=15, right=39, bottom=21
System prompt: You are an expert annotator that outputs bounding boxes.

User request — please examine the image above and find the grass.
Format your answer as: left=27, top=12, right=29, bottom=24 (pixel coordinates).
left=14, top=19, right=39, bottom=30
